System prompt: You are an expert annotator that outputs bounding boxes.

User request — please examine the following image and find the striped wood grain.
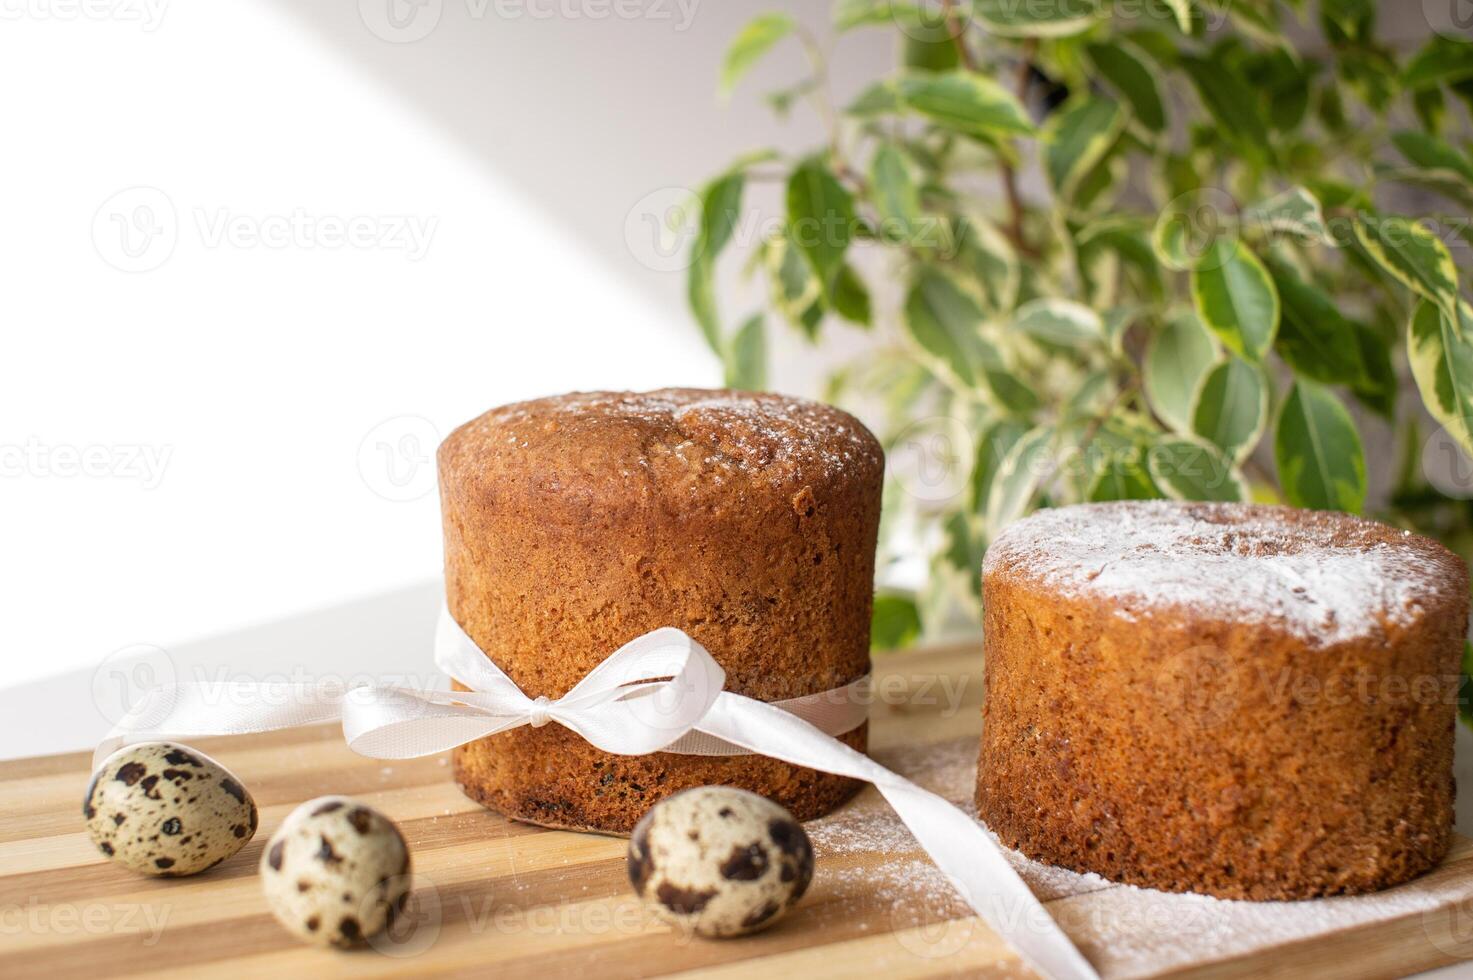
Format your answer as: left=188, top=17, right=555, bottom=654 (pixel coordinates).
left=1, top=642, right=1470, bottom=980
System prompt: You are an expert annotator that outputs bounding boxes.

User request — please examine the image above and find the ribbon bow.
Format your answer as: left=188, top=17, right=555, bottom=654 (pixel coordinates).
left=97, top=609, right=1098, bottom=980
left=342, top=617, right=730, bottom=759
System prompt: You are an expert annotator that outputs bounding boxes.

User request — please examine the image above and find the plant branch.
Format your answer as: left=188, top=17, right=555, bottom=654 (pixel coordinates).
left=792, top=23, right=870, bottom=197
left=939, top=0, right=1037, bottom=257
left=939, top=0, right=978, bottom=72
left=1075, top=378, right=1139, bottom=453
left=999, top=40, right=1038, bottom=257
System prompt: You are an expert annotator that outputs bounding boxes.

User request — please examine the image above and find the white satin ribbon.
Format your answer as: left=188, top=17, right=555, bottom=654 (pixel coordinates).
left=95, top=608, right=1097, bottom=980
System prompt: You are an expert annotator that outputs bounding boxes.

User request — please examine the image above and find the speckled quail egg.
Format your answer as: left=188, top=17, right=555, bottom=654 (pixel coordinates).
left=260, top=796, right=411, bottom=947
left=83, top=741, right=258, bottom=877
left=628, top=786, right=815, bottom=938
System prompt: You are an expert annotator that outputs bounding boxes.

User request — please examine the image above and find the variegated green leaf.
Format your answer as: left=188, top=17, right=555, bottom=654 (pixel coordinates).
left=1152, top=189, right=1237, bottom=271
left=831, top=265, right=872, bottom=326
left=985, top=425, right=1055, bottom=532
left=957, top=216, right=1019, bottom=316
left=1404, top=36, right=1473, bottom=90
left=846, top=79, right=904, bottom=116
left=1241, top=187, right=1330, bottom=244
left=1161, top=0, right=1192, bottom=32
left=1378, top=167, right=1473, bottom=210
left=1085, top=40, right=1166, bottom=132
left=1145, top=311, right=1218, bottom=432
left=1354, top=213, right=1460, bottom=319
left=1190, top=356, right=1269, bottom=464
left=787, top=158, right=858, bottom=301
left=832, top=0, right=939, bottom=34
left=1013, top=298, right=1103, bottom=345
left=870, top=144, right=924, bottom=244
left=1191, top=239, right=1279, bottom=362
left=1274, top=380, right=1366, bottom=513
left=1148, top=436, right=1247, bottom=502
left=720, top=13, right=795, bottom=98
left=971, top=418, right=1028, bottom=513
left=1079, top=219, right=1164, bottom=301
left=1087, top=449, right=1160, bottom=502
left=1408, top=299, right=1473, bottom=457
left=1265, top=256, right=1369, bottom=387
left=687, top=173, right=744, bottom=354
left=976, top=347, right=1042, bottom=416
left=973, top=0, right=1102, bottom=37
left=1392, top=130, right=1473, bottom=185
left=764, top=232, right=823, bottom=339
left=871, top=593, right=922, bottom=650
left=723, top=313, right=767, bottom=389
left=903, top=267, right=985, bottom=389
left=897, top=71, right=1034, bottom=138
left=1180, top=54, right=1270, bottom=164
left=1043, top=95, right=1125, bottom=201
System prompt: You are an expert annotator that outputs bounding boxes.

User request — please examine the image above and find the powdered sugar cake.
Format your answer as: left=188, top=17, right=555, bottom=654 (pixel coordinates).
left=438, top=389, right=884, bottom=833
left=977, top=501, right=1469, bottom=900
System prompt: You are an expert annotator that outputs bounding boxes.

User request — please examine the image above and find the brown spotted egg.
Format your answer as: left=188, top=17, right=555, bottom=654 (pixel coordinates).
left=83, top=741, right=257, bottom=876
left=260, top=796, right=411, bottom=947
left=628, top=786, right=814, bottom=938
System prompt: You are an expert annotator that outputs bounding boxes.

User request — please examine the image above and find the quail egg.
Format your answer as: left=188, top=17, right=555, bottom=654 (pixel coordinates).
left=628, top=786, right=815, bottom=938
left=260, top=796, right=411, bottom=947
left=83, top=741, right=257, bottom=876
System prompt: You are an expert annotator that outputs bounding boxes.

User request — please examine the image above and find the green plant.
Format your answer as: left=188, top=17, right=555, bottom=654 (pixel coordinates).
left=688, top=2, right=1473, bottom=643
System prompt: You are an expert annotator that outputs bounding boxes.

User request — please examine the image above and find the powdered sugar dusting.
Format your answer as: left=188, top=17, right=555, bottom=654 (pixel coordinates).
left=810, top=734, right=1473, bottom=977
left=985, top=501, right=1457, bottom=645
left=466, top=388, right=882, bottom=483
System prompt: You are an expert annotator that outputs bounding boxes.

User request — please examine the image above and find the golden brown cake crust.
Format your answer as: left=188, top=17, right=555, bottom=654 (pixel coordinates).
left=976, top=501, right=1469, bottom=900
left=438, top=389, right=884, bottom=833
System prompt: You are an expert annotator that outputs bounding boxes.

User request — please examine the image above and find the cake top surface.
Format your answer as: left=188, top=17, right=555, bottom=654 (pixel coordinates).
left=439, top=388, right=883, bottom=499
left=984, top=501, right=1467, bottom=644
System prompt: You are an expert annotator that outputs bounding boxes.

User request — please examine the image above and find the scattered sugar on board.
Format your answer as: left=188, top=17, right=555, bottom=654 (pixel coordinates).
left=809, top=735, right=1473, bottom=977
left=986, top=500, right=1449, bottom=645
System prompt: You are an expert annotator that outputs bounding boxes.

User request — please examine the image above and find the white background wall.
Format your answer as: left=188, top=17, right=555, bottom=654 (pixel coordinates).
left=0, top=0, right=1443, bottom=702
left=0, top=1, right=897, bottom=690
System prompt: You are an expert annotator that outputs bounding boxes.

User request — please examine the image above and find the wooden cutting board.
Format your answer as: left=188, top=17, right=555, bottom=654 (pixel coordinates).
left=4, top=642, right=1473, bottom=980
